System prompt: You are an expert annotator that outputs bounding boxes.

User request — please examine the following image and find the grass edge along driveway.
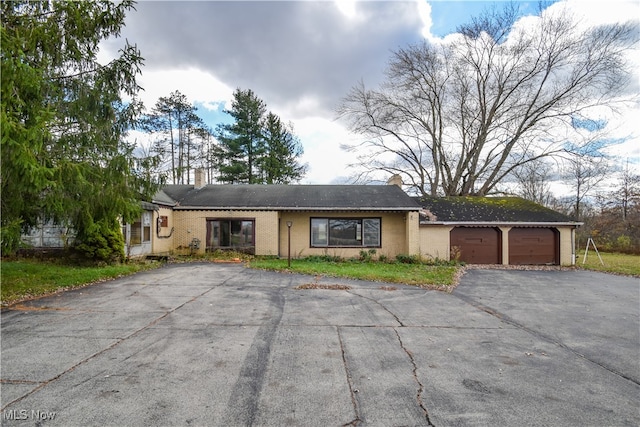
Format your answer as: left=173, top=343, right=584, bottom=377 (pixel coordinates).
left=3, top=251, right=638, bottom=306
left=0, top=259, right=157, bottom=306
left=250, top=257, right=462, bottom=290
left=1, top=256, right=461, bottom=306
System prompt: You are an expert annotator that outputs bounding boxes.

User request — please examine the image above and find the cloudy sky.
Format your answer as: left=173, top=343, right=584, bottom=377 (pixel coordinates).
left=100, top=0, right=639, bottom=186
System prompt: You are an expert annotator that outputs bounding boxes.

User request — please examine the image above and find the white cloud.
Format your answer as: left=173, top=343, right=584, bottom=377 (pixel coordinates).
left=136, top=68, right=233, bottom=112
left=334, top=0, right=358, bottom=20
left=562, top=0, right=639, bottom=26
left=416, top=0, right=435, bottom=41
left=293, top=116, right=362, bottom=184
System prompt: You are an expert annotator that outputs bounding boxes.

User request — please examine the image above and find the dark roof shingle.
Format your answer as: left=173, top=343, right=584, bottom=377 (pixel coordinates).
left=414, top=196, right=575, bottom=223
left=157, top=184, right=420, bottom=211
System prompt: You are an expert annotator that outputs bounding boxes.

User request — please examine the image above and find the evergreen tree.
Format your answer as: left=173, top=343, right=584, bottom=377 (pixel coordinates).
left=215, top=89, right=266, bottom=184
left=1, top=0, right=152, bottom=260
left=214, top=89, right=306, bottom=184
left=262, top=113, right=307, bottom=184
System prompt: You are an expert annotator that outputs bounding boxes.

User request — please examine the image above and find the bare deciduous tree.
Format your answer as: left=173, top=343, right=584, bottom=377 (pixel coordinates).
left=338, top=3, right=637, bottom=196
left=511, top=158, right=557, bottom=207
left=604, top=160, right=640, bottom=222
left=563, top=155, right=610, bottom=221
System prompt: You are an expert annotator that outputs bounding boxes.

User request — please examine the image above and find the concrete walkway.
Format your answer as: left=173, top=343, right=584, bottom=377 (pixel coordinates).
left=1, top=264, right=638, bottom=426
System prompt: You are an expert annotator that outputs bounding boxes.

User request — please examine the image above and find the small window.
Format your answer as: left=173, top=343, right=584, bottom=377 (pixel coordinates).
left=143, top=226, right=151, bottom=242
left=142, top=212, right=151, bottom=242
left=311, top=218, right=381, bottom=247
left=311, top=218, right=328, bottom=246
left=363, top=218, right=381, bottom=246
left=130, top=220, right=142, bottom=245
left=159, top=216, right=168, bottom=227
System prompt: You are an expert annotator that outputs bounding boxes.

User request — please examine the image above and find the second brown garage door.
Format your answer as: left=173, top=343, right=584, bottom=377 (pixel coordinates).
left=450, top=227, right=502, bottom=264
left=509, top=227, right=559, bottom=265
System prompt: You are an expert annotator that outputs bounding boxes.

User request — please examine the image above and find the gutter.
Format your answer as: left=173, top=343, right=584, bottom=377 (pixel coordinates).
left=151, top=201, right=178, bottom=208
left=419, top=221, right=583, bottom=227
left=172, top=206, right=420, bottom=212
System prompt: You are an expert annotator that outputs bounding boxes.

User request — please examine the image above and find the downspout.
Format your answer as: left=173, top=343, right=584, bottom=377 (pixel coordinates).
left=155, top=211, right=174, bottom=239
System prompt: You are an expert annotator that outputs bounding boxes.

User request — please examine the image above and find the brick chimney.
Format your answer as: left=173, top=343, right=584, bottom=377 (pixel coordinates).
left=194, top=168, right=207, bottom=189
left=386, top=174, right=403, bottom=187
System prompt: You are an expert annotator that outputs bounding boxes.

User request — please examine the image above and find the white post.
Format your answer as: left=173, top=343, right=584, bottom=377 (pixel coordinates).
left=582, top=238, right=591, bottom=264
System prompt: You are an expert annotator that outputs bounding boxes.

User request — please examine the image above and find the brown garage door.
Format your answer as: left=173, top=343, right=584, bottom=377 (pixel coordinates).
left=450, top=227, right=501, bottom=264
left=509, top=227, right=559, bottom=265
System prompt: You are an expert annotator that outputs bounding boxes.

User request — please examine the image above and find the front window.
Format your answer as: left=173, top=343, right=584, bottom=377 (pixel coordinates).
left=311, top=218, right=381, bottom=247
left=142, top=212, right=151, bottom=242
left=130, top=220, right=142, bottom=245
left=207, top=219, right=255, bottom=253
left=130, top=211, right=152, bottom=245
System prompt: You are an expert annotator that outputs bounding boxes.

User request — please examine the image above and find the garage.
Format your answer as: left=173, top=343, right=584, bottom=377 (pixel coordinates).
left=509, top=227, right=559, bottom=265
left=417, top=196, right=580, bottom=266
left=450, top=227, right=502, bottom=264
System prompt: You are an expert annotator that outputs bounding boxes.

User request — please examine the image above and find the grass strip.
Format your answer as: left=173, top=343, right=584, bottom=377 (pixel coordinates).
left=1, top=259, right=158, bottom=305
left=250, top=258, right=461, bottom=291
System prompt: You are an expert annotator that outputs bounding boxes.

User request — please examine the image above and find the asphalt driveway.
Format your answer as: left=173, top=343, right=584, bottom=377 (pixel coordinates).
left=1, top=264, right=638, bottom=426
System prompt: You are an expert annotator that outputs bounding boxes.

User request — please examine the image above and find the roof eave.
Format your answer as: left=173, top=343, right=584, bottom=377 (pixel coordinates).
left=151, top=200, right=177, bottom=208
left=420, top=221, right=583, bottom=227
left=173, top=206, right=419, bottom=211
left=141, top=201, right=160, bottom=211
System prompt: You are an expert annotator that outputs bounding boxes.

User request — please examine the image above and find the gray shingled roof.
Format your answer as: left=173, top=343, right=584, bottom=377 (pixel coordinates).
left=415, top=196, right=576, bottom=224
left=157, top=184, right=420, bottom=211
left=152, top=189, right=179, bottom=207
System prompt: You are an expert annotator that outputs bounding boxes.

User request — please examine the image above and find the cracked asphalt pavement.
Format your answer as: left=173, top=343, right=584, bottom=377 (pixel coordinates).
left=1, top=264, right=639, bottom=426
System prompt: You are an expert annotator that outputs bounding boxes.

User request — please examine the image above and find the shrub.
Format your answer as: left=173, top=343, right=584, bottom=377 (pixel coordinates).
left=302, top=254, right=343, bottom=263
left=1, top=219, right=23, bottom=256
left=358, top=249, right=377, bottom=262
left=395, top=254, right=422, bottom=264
left=75, top=219, right=125, bottom=263
left=616, top=235, right=632, bottom=251
left=450, top=246, right=462, bottom=262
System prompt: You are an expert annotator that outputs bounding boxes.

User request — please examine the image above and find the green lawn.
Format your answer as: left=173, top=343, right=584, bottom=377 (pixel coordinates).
left=1, top=259, right=157, bottom=305
left=250, top=257, right=461, bottom=290
left=576, top=251, right=640, bottom=277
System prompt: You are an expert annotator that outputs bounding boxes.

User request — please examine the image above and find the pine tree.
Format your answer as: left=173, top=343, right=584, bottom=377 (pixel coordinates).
left=1, top=0, right=152, bottom=260
left=214, top=89, right=306, bottom=184
left=261, top=113, right=307, bottom=184
left=215, top=89, right=266, bottom=184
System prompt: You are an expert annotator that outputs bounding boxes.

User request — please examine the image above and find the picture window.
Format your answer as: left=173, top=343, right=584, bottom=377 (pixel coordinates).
left=310, top=218, right=381, bottom=247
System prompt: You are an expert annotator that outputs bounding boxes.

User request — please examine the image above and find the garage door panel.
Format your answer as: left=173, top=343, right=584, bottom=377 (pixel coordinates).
left=450, top=227, right=501, bottom=264
left=509, top=228, right=558, bottom=265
